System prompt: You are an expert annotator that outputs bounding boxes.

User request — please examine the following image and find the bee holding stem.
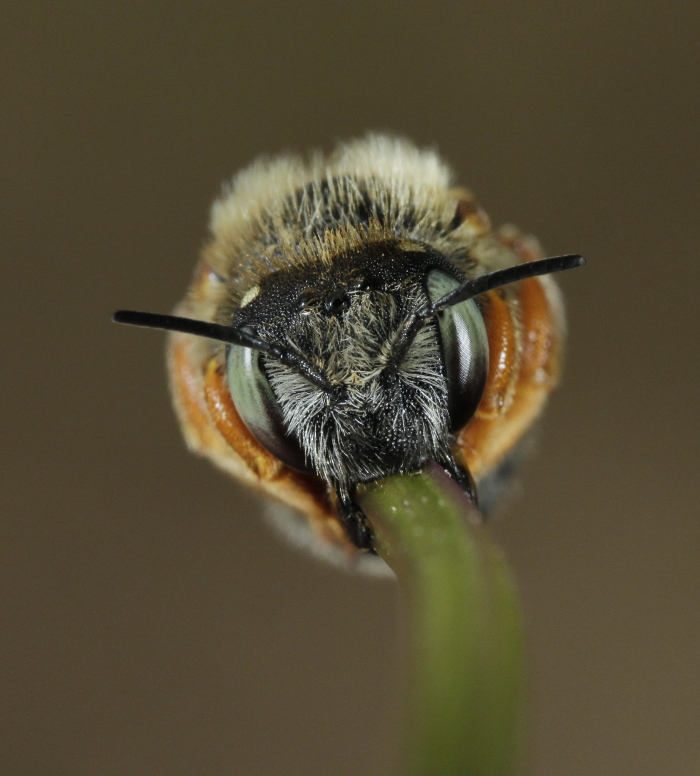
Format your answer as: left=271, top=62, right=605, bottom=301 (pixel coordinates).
left=115, top=135, right=583, bottom=569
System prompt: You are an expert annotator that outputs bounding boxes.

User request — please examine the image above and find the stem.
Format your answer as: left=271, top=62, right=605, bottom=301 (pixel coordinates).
left=357, top=463, right=525, bottom=776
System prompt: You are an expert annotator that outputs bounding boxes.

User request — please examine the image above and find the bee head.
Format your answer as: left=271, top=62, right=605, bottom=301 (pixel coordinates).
left=226, top=240, right=490, bottom=488
left=114, top=245, right=583, bottom=493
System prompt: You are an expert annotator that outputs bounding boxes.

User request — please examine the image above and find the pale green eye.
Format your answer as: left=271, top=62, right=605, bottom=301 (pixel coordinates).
left=226, top=344, right=311, bottom=471
left=426, top=270, right=489, bottom=431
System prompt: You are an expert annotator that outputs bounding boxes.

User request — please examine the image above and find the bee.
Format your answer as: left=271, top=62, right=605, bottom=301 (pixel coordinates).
left=115, top=135, right=584, bottom=569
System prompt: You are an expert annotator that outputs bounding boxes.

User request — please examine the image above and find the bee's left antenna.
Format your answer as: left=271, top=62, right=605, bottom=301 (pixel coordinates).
left=383, top=254, right=585, bottom=377
left=429, top=254, right=586, bottom=313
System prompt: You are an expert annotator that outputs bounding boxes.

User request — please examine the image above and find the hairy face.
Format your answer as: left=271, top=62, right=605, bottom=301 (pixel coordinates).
left=263, top=283, right=452, bottom=489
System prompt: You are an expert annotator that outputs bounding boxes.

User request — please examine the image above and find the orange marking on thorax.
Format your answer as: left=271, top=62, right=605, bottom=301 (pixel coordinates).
left=456, top=275, right=561, bottom=480
left=203, top=360, right=284, bottom=480
left=475, top=290, right=520, bottom=419
left=170, top=337, right=215, bottom=450
left=517, top=276, right=560, bottom=389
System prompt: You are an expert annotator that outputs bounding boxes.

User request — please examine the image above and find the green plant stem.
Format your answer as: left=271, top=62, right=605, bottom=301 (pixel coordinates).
left=357, top=464, right=524, bottom=776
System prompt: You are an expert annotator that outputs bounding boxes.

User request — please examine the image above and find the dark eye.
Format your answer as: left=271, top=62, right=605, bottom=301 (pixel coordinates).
left=323, top=291, right=350, bottom=315
left=348, top=275, right=376, bottom=292
left=297, top=289, right=319, bottom=311
left=426, top=270, right=489, bottom=431
left=226, top=344, right=311, bottom=471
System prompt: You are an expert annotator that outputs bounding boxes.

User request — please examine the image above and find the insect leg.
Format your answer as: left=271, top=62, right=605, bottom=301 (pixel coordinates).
left=336, top=487, right=375, bottom=552
left=442, top=455, right=479, bottom=507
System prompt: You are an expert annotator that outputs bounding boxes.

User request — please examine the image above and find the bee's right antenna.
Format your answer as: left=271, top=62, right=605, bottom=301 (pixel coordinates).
left=113, top=310, right=339, bottom=396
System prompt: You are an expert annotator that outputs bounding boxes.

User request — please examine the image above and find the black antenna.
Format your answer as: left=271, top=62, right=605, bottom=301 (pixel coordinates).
left=114, top=310, right=277, bottom=352
left=113, top=310, right=338, bottom=396
left=384, top=254, right=586, bottom=376
left=429, top=254, right=585, bottom=314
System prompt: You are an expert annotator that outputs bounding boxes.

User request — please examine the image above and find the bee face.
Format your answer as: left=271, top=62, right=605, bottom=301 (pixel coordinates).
left=116, top=134, right=583, bottom=566
left=253, top=282, right=450, bottom=486
left=226, top=239, right=489, bottom=494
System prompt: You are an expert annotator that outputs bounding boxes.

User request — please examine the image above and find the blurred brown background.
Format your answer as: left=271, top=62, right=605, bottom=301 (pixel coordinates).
left=2, top=2, right=698, bottom=775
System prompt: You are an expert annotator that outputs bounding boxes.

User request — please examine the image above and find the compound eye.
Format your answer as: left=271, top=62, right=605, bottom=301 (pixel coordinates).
left=426, top=270, right=489, bottom=432
left=227, top=344, right=311, bottom=472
